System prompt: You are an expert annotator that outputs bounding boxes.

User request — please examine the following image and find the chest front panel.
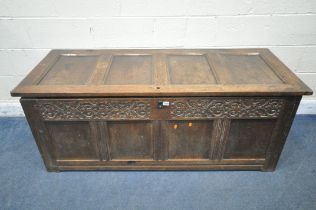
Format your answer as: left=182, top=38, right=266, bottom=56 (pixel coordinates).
left=21, top=96, right=299, bottom=171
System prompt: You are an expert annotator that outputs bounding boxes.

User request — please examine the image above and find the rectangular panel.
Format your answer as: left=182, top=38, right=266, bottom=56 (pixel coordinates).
left=224, top=119, right=276, bottom=159
left=104, top=55, right=153, bottom=85
left=162, top=120, right=213, bottom=159
left=218, top=54, right=283, bottom=84
left=46, top=121, right=100, bottom=161
left=39, top=55, right=98, bottom=85
left=167, top=55, right=217, bottom=84
left=107, top=121, right=154, bottom=160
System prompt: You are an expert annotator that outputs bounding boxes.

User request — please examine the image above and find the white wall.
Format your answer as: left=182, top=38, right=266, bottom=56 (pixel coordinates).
left=0, top=0, right=315, bottom=112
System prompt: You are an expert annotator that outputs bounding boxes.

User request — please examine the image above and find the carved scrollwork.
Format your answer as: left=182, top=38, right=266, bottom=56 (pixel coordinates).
left=35, top=100, right=151, bottom=120
left=170, top=98, right=284, bottom=119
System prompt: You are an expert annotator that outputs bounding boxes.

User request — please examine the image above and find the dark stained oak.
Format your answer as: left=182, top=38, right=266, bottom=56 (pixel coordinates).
left=107, top=121, right=154, bottom=160
left=224, top=119, right=276, bottom=159
left=12, top=49, right=313, bottom=172
left=46, top=121, right=100, bottom=161
left=161, top=120, right=213, bottom=159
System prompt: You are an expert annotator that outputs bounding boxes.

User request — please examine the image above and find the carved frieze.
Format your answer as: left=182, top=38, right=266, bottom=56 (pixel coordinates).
left=35, top=98, right=283, bottom=121
left=170, top=98, right=284, bottom=119
left=35, top=100, right=151, bottom=120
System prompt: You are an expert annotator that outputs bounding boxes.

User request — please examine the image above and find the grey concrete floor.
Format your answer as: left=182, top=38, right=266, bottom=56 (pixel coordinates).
left=0, top=115, right=315, bottom=210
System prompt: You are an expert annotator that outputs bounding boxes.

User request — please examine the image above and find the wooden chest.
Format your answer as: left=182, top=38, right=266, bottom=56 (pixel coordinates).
left=11, top=49, right=312, bottom=172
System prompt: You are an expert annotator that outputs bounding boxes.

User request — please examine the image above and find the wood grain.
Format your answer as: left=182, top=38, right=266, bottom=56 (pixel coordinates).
left=209, top=119, right=231, bottom=160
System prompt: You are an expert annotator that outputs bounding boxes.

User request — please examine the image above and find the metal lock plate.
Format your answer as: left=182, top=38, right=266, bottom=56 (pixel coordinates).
left=157, top=101, right=170, bottom=109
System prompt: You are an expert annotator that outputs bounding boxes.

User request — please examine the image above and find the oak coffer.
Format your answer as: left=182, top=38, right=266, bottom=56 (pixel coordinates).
left=11, top=49, right=312, bottom=172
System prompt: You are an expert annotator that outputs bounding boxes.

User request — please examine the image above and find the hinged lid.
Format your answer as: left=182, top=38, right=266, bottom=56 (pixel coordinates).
left=11, top=49, right=313, bottom=97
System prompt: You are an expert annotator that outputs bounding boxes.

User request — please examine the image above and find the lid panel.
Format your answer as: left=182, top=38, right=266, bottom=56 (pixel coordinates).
left=104, top=55, right=153, bottom=85
left=11, top=49, right=313, bottom=97
left=217, top=54, right=284, bottom=84
left=39, top=55, right=98, bottom=85
left=167, top=54, right=217, bottom=85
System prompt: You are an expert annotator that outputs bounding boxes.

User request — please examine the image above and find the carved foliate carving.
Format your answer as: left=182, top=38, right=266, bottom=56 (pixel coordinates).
left=170, top=98, right=284, bottom=119
left=35, top=100, right=151, bottom=120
